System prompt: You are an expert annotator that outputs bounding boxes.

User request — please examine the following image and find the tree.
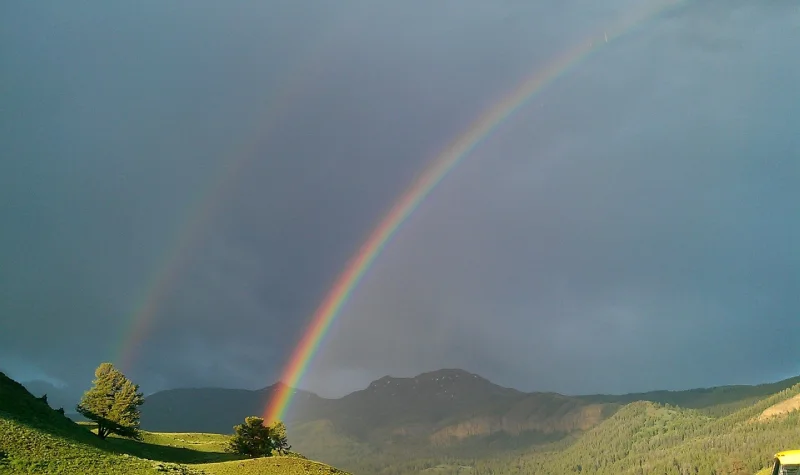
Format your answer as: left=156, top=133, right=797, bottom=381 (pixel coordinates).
left=272, top=421, right=291, bottom=455
left=76, top=362, right=144, bottom=440
left=226, top=416, right=289, bottom=458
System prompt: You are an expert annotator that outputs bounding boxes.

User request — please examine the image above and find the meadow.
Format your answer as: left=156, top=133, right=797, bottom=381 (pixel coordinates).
left=0, top=371, right=348, bottom=475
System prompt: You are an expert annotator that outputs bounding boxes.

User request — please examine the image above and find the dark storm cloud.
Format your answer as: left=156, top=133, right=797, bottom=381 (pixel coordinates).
left=306, top=0, right=800, bottom=396
left=2, top=0, right=799, bottom=404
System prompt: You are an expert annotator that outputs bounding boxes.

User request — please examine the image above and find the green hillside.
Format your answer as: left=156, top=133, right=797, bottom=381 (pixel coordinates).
left=495, top=381, right=800, bottom=475
left=336, top=382, right=800, bottom=475
left=4, top=366, right=800, bottom=475
left=0, top=372, right=349, bottom=475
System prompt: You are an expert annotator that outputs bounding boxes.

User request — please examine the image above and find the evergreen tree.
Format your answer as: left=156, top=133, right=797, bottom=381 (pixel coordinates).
left=272, top=421, right=292, bottom=455
left=76, top=362, right=144, bottom=440
left=227, top=416, right=276, bottom=458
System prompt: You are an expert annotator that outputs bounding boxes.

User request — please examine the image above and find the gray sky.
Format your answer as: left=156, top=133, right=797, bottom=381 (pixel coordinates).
left=2, top=0, right=799, bottom=405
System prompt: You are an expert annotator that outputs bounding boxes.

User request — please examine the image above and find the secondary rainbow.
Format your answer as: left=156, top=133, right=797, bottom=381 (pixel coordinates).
left=263, top=0, right=689, bottom=424
left=114, top=19, right=351, bottom=374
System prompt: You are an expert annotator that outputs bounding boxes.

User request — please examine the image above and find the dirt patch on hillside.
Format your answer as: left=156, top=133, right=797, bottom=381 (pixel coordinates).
left=758, top=393, right=800, bottom=421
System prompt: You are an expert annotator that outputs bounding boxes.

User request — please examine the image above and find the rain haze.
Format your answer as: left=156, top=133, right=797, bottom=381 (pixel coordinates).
left=1, top=0, right=799, bottom=409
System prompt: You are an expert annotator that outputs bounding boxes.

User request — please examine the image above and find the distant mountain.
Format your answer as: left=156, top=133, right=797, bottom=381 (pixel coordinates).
left=139, top=367, right=800, bottom=474
left=140, top=382, right=326, bottom=433
left=320, top=369, right=617, bottom=446
left=577, top=375, right=800, bottom=416
left=141, top=369, right=616, bottom=442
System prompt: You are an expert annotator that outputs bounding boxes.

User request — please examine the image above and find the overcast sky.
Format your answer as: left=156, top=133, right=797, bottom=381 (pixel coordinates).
left=2, top=0, right=799, bottom=407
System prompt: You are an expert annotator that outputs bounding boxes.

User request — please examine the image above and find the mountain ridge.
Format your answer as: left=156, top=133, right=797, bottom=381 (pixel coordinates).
left=140, top=368, right=800, bottom=442
left=142, top=367, right=800, bottom=412
left=131, top=369, right=800, bottom=474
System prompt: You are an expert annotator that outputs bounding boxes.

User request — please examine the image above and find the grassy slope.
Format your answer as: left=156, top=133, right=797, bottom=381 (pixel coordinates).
left=197, top=457, right=347, bottom=475
left=0, top=372, right=349, bottom=475
left=0, top=372, right=160, bottom=474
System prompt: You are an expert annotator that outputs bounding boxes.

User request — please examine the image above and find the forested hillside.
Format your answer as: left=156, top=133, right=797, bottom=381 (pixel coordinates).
left=316, top=382, right=800, bottom=475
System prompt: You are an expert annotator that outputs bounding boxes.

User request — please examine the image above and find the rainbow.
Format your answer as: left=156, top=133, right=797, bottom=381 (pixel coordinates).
left=263, top=0, right=687, bottom=424
left=114, top=18, right=352, bottom=374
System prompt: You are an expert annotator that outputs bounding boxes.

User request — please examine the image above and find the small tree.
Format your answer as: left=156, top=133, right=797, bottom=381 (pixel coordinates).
left=76, top=362, right=144, bottom=440
left=226, top=416, right=278, bottom=458
left=272, top=421, right=291, bottom=455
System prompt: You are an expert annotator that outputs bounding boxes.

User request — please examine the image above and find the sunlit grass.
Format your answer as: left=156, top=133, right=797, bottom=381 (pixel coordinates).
left=0, top=416, right=161, bottom=474
left=197, top=456, right=348, bottom=475
left=0, top=371, right=348, bottom=474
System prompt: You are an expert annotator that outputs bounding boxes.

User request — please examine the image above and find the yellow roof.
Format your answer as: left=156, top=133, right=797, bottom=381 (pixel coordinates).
left=777, top=450, right=800, bottom=465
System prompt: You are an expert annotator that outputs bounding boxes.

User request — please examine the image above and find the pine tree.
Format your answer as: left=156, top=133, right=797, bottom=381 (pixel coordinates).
left=227, top=416, right=276, bottom=458
left=76, top=362, right=144, bottom=440
left=272, top=421, right=292, bottom=455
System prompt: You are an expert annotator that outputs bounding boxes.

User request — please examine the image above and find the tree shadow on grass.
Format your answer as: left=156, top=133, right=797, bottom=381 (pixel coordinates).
left=2, top=410, right=240, bottom=465
left=78, top=421, right=242, bottom=464
left=103, top=435, right=240, bottom=464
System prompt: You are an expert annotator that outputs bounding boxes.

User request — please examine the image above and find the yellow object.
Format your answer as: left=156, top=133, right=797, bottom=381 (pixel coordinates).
left=772, top=450, right=800, bottom=474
